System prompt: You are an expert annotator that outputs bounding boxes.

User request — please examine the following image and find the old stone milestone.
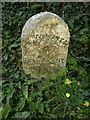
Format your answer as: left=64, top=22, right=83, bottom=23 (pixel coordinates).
left=21, top=12, right=70, bottom=78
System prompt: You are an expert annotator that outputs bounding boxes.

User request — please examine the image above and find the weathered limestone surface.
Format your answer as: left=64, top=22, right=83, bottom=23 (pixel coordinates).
left=21, top=12, right=70, bottom=78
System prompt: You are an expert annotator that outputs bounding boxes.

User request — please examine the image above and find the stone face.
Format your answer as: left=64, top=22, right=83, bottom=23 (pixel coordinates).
left=21, top=12, right=70, bottom=78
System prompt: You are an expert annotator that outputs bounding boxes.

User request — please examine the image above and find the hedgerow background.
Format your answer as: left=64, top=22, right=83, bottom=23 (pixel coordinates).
left=2, top=2, right=90, bottom=119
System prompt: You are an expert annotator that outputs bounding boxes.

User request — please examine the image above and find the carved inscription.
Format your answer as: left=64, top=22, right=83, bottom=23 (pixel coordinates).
left=23, top=34, right=68, bottom=66
left=27, top=34, right=69, bottom=47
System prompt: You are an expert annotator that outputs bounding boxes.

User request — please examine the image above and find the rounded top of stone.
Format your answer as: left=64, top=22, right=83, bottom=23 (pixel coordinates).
left=21, top=12, right=70, bottom=40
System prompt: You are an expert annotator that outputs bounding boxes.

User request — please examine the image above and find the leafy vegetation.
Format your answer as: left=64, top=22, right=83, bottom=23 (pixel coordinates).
left=2, top=2, right=90, bottom=119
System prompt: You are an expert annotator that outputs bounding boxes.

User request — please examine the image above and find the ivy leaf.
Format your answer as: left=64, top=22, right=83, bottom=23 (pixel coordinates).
left=68, top=19, right=74, bottom=29
left=80, top=28, right=88, bottom=35
left=3, top=54, right=8, bottom=61
left=14, top=111, right=30, bottom=118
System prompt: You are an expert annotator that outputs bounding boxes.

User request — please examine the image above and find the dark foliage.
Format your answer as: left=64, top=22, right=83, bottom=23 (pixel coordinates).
left=2, top=2, right=90, bottom=119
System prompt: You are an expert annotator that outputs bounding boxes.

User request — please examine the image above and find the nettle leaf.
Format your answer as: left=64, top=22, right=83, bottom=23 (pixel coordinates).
left=22, top=85, right=28, bottom=99
left=15, top=98, right=26, bottom=111
left=2, top=102, right=11, bottom=119
left=14, top=111, right=30, bottom=118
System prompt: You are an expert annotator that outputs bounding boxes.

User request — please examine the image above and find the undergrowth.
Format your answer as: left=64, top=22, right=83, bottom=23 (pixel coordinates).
left=1, top=2, right=90, bottom=119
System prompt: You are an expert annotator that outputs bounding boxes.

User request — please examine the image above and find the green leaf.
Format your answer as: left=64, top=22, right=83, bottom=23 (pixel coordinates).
left=80, top=28, right=88, bottom=35
left=0, top=105, right=3, bottom=120
left=83, top=90, right=90, bottom=96
left=0, top=104, right=3, bottom=113
left=15, top=98, right=26, bottom=111
left=15, top=72, right=19, bottom=79
left=38, top=103, right=44, bottom=114
left=0, top=94, right=5, bottom=103
left=46, top=105, right=50, bottom=112
left=50, top=114, right=57, bottom=118
left=68, top=19, right=74, bottom=29
left=24, top=79, right=38, bottom=85
left=14, top=111, right=30, bottom=118
left=9, top=43, right=20, bottom=50
left=2, top=103, right=11, bottom=119
left=29, top=101, right=35, bottom=114
left=6, top=82, right=15, bottom=101
left=70, top=111, right=76, bottom=116
left=3, top=54, right=8, bottom=61
left=18, top=81, right=21, bottom=89
left=49, top=72, right=57, bottom=80
left=22, top=85, right=28, bottom=99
